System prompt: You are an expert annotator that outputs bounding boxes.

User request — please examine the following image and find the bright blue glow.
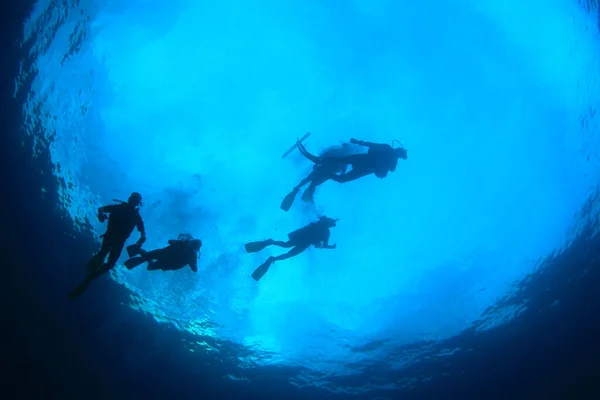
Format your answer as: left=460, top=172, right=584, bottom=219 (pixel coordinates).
left=20, top=0, right=600, bottom=387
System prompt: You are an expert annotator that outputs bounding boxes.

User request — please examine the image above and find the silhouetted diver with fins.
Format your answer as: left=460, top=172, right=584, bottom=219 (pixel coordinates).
left=125, top=233, right=202, bottom=272
left=298, top=138, right=407, bottom=183
left=245, top=216, right=338, bottom=281
left=68, top=192, right=146, bottom=299
left=280, top=142, right=350, bottom=211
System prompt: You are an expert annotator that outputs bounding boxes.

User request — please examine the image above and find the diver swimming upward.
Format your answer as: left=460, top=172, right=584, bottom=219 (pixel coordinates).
left=245, top=216, right=338, bottom=281
left=125, top=233, right=202, bottom=272
left=65, top=134, right=408, bottom=290
left=68, top=192, right=146, bottom=299
left=298, top=138, right=407, bottom=183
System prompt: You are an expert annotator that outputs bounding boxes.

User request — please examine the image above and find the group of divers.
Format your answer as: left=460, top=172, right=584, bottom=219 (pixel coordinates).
left=68, top=137, right=408, bottom=299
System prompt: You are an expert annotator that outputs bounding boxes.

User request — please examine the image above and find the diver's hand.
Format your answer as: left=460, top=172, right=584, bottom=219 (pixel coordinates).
left=97, top=213, right=107, bottom=223
left=136, top=235, right=146, bottom=247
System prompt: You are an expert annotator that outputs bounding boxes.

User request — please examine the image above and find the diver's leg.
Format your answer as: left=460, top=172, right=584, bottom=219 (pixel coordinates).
left=301, top=166, right=336, bottom=202
left=329, top=154, right=364, bottom=165
left=272, top=245, right=310, bottom=262
left=301, top=182, right=317, bottom=203
left=160, top=262, right=186, bottom=272
left=294, top=172, right=315, bottom=190
left=86, top=237, right=111, bottom=271
left=69, top=253, right=117, bottom=299
left=142, top=249, right=164, bottom=261
left=329, top=168, right=371, bottom=183
left=106, top=239, right=127, bottom=268
left=271, top=240, right=295, bottom=248
left=147, top=260, right=167, bottom=271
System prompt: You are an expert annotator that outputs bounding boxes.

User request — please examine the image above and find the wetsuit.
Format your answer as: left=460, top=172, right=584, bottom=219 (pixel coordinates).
left=69, top=202, right=145, bottom=299
left=135, top=239, right=200, bottom=272
left=327, top=142, right=398, bottom=182
left=91, top=203, right=145, bottom=270
left=245, top=218, right=337, bottom=281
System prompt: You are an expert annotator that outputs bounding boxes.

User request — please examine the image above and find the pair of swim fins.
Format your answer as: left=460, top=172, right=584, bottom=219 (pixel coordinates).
left=245, top=240, right=274, bottom=281
left=280, top=186, right=316, bottom=212
left=124, top=244, right=147, bottom=269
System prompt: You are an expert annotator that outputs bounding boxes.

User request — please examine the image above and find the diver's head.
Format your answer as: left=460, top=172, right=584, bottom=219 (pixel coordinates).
left=191, top=239, right=202, bottom=251
left=128, top=192, right=142, bottom=207
left=319, top=216, right=338, bottom=227
left=394, top=147, right=407, bottom=160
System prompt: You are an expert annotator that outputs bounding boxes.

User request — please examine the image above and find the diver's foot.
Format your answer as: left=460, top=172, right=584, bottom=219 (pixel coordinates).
left=68, top=283, right=88, bottom=300
left=301, top=191, right=314, bottom=203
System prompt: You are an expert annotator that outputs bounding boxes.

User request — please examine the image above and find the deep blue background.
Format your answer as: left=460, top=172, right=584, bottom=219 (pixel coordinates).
left=2, top=1, right=600, bottom=399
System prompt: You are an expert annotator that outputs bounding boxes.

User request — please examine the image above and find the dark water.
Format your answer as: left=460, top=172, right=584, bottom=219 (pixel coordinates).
left=2, top=2, right=600, bottom=399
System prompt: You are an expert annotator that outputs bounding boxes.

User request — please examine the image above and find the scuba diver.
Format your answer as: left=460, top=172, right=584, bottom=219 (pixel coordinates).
left=280, top=142, right=350, bottom=211
left=299, top=138, right=407, bottom=184
left=68, top=192, right=146, bottom=299
left=245, top=216, right=338, bottom=281
left=124, top=233, right=202, bottom=273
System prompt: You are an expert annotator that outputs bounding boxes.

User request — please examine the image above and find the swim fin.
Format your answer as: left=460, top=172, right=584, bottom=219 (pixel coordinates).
left=68, top=281, right=89, bottom=300
left=126, top=244, right=141, bottom=258
left=251, top=257, right=274, bottom=281
left=245, top=240, right=273, bottom=253
left=280, top=187, right=299, bottom=211
left=125, top=257, right=147, bottom=270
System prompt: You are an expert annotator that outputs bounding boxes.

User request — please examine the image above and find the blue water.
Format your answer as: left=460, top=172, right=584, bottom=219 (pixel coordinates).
left=10, top=0, right=600, bottom=398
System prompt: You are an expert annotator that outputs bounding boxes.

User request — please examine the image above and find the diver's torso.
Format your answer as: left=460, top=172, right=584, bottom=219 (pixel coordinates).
left=107, top=204, right=139, bottom=238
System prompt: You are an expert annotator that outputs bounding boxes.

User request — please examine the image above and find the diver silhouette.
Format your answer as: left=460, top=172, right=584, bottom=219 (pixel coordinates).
left=299, top=138, right=407, bottom=184
left=125, top=233, right=202, bottom=272
left=245, top=216, right=338, bottom=281
left=68, top=192, right=146, bottom=299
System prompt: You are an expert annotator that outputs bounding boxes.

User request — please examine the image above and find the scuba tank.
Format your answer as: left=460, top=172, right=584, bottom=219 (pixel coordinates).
left=176, top=233, right=202, bottom=259
left=288, top=216, right=338, bottom=243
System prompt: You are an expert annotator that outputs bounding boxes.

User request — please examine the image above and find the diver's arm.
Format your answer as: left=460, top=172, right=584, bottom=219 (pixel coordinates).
left=98, top=205, right=116, bottom=214
left=97, top=205, right=115, bottom=222
left=136, top=218, right=147, bottom=246
left=189, top=257, right=198, bottom=273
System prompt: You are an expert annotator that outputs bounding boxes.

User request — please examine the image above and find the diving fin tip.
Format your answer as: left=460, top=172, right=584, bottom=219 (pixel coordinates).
left=251, top=257, right=274, bottom=281
left=280, top=188, right=299, bottom=212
